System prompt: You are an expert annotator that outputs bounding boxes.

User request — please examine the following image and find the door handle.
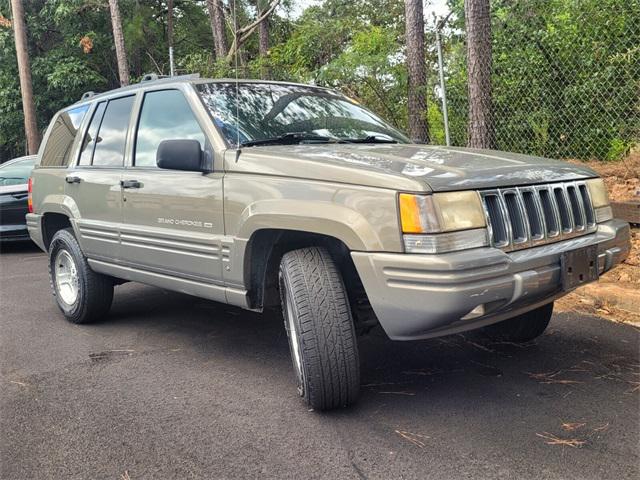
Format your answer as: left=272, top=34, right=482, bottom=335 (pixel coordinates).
left=120, top=179, right=142, bottom=189
left=65, top=176, right=82, bottom=184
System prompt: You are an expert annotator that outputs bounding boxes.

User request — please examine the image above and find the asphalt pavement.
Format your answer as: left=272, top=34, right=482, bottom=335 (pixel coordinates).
left=1, top=242, right=639, bottom=479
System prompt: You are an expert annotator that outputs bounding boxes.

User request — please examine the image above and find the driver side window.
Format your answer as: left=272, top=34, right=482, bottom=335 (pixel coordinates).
left=134, top=90, right=206, bottom=167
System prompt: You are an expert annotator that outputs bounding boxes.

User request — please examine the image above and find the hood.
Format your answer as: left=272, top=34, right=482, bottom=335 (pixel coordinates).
left=229, top=144, right=598, bottom=192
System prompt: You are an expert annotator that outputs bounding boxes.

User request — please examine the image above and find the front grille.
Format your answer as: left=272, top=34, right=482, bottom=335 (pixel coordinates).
left=480, top=181, right=597, bottom=251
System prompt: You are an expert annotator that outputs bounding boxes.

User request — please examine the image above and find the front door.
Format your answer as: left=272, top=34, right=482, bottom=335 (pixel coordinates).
left=119, top=88, right=224, bottom=284
left=65, top=96, right=135, bottom=261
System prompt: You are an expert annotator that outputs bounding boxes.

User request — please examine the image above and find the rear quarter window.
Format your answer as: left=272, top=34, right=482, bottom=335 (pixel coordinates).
left=40, top=105, right=89, bottom=167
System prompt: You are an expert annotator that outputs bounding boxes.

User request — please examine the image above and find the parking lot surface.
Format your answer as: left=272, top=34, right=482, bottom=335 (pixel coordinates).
left=1, top=242, right=639, bottom=479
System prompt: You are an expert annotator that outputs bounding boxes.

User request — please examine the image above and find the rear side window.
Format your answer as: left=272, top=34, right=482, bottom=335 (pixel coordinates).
left=134, top=90, right=206, bottom=167
left=40, top=105, right=89, bottom=167
left=92, top=96, right=135, bottom=167
left=78, top=102, right=107, bottom=166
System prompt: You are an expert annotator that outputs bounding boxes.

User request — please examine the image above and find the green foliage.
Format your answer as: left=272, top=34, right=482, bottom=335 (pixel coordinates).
left=445, top=0, right=639, bottom=160
left=318, top=26, right=407, bottom=129
left=0, top=0, right=637, bottom=162
left=260, top=1, right=409, bottom=130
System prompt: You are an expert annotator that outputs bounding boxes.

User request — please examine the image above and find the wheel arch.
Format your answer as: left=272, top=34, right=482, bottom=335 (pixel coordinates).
left=41, top=212, right=73, bottom=250
left=234, top=201, right=386, bottom=252
left=243, top=228, right=377, bottom=333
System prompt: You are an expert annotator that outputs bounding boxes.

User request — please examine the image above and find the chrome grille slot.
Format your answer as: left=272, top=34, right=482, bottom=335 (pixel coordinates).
left=521, top=190, right=544, bottom=240
left=567, top=185, right=585, bottom=231
left=553, top=186, right=572, bottom=233
left=579, top=184, right=595, bottom=226
left=481, top=180, right=596, bottom=252
left=483, top=194, right=509, bottom=247
left=503, top=192, right=527, bottom=244
left=538, top=188, right=560, bottom=237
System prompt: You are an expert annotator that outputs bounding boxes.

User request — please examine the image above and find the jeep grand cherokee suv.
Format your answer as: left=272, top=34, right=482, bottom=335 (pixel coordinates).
left=27, top=75, right=630, bottom=410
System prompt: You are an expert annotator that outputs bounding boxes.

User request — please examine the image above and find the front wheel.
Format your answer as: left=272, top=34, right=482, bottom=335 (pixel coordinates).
left=279, top=247, right=360, bottom=410
left=482, top=302, right=554, bottom=343
left=48, top=228, right=114, bottom=324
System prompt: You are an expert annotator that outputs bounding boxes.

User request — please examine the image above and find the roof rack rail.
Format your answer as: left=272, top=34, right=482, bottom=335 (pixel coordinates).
left=80, top=91, right=95, bottom=101
left=140, top=73, right=168, bottom=83
left=139, top=73, right=201, bottom=83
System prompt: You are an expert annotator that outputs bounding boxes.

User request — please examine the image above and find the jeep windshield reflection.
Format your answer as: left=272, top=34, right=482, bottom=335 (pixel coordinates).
left=196, top=82, right=410, bottom=147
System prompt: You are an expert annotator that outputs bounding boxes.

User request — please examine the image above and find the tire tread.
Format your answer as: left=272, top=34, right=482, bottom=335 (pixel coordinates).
left=280, top=247, right=359, bottom=410
left=48, top=228, right=113, bottom=324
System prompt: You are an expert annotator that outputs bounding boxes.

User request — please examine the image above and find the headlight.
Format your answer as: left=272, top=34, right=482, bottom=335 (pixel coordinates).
left=399, top=191, right=488, bottom=253
left=586, top=178, right=613, bottom=222
left=586, top=178, right=609, bottom=208
left=399, top=191, right=486, bottom=233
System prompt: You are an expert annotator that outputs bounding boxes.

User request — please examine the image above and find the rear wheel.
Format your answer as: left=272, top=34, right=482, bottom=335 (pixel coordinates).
left=48, top=228, right=113, bottom=324
left=483, top=302, right=554, bottom=342
left=279, top=247, right=360, bottom=410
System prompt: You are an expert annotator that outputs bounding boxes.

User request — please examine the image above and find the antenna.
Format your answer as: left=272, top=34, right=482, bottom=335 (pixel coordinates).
left=233, top=0, right=241, bottom=150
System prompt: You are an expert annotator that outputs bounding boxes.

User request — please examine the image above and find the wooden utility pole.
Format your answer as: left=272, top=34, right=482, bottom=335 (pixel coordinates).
left=207, top=0, right=228, bottom=60
left=257, top=0, right=269, bottom=78
left=465, top=0, right=494, bottom=149
left=404, top=0, right=429, bottom=143
left=10, top=0, right=40, bottom=154
left=108, top=0, right=130, bottom=86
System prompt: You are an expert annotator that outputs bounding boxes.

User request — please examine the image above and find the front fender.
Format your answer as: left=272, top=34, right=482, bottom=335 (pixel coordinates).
left=236, top=199, right=382, bottom=251
left=222, top=175, right=403, bottom=289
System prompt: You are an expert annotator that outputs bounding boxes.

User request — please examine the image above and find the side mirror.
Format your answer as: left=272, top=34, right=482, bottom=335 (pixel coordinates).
left=156, top=139, right=204, bottom=172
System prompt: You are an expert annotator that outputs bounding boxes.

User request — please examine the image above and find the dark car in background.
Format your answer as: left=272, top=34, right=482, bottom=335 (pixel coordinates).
left=0, top=155, right=37, bottom=242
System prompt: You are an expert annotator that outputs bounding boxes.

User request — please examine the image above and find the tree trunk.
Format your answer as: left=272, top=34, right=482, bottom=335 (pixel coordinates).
left=225, top=0, right=280, bottom=65
left=257, top=0, right=269, bottom=78
left=465, top=0, right=494, bottom=149
left=404, top=0, right=429, bottom=143
left=10, top=0, right=40, bottom=154
left=108, top=0, right=129, bottom=86
left=207, top=0, right=228, bottom=60
left=167, top=0, right=174, bottom=48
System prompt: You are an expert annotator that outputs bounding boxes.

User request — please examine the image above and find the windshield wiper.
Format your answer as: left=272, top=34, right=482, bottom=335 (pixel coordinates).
left=240, top=132, right=342, bottom=147
left=340, top=135, right=398, bottom=144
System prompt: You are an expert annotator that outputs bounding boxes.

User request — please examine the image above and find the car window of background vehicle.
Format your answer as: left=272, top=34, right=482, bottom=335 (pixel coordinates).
left=0, top=157, right=36, bottom=186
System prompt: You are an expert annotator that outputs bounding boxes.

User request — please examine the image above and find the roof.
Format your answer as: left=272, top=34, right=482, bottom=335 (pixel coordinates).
left=70, top=74, right=332, bottom=110
left=1, top=155, right=38, bottom=167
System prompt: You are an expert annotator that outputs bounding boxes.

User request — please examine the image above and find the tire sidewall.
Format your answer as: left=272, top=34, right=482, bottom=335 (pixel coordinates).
left=49, top=230, right=86, bottom=320
left=279, top=266, right=310, bottom=400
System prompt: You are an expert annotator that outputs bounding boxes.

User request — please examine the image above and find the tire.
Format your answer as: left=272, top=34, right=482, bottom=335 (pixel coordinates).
left=279, top=247, right=360, bottom=410
left=482, top=302, right=554, bottom=343
left=48, top=228, right=113, bottom=324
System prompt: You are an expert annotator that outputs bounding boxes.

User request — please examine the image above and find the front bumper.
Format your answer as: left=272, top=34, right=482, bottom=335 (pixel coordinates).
left=351, top=219, right=631, bottom=341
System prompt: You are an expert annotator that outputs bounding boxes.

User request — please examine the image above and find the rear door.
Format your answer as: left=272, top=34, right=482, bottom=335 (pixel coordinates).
left=119, top=88, right=225, bottom=283
left=65, top=95, right=135, bottom=261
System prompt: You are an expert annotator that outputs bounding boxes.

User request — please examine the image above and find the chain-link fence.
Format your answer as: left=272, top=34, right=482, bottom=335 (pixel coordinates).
left=431, top=0, right=640, bottom=161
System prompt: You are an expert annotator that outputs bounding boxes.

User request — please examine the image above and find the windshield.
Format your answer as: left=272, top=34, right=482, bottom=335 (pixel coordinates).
left=0, top=157, right=35, bottom=186
left=196, top=82, right=409, bottom=147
